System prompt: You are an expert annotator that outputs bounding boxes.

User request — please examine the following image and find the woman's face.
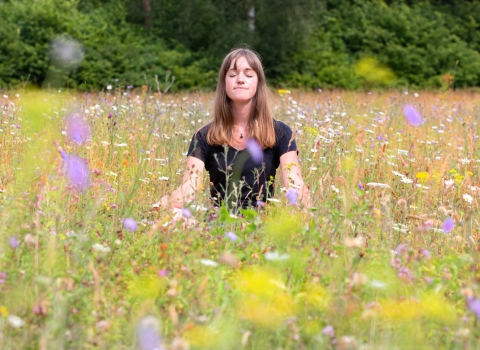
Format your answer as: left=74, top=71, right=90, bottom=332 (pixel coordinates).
left=225, top=56, right=258, bottom=104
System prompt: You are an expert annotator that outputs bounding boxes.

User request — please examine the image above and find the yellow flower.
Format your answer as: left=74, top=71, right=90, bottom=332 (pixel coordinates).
left=415, top=172, right=430, bottom=182
left=234, top=268, right=294, bottom=329
left=0, top=306, right=8, bottom=317
left=277, top=89, right=290, bottom=95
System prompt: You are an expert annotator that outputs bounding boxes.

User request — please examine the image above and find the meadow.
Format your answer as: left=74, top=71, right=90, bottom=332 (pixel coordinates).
left=1, top=88, right=480, bottom=349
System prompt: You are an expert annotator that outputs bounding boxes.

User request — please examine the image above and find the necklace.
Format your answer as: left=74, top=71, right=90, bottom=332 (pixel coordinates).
left=233, top=125, right=246, bottom=146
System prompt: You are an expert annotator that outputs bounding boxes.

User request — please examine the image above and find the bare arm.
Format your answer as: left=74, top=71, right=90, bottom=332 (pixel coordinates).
left=160, top=156, right=205, bottom=209
left=279, top=151, right=311, bottom=207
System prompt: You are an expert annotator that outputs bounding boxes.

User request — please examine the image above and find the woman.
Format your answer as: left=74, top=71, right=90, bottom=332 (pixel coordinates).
left=158, top=48, right=310, bottom=215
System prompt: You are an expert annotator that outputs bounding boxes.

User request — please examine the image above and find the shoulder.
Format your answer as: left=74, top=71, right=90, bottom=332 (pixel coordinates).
left=274, top=119, right=293, bottom=140
left=192, top=122, right=212, bottom=140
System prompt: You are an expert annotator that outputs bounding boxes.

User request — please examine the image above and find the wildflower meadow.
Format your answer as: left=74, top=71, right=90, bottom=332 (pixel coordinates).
left=1, top=88, right=480, bottom=349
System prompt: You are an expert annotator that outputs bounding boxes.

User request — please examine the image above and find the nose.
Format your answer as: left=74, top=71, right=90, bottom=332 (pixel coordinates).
left=236, top=73, right=245, bottom=84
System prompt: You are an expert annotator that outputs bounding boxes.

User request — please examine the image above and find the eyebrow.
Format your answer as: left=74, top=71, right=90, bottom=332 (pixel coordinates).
left=228, top=67, right=254, bottom=71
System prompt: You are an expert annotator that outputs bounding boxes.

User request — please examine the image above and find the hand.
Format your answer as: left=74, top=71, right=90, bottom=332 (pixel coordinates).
left=172, top=208, right=198, bottom=228
left=151, top=195, right=170, bottom=216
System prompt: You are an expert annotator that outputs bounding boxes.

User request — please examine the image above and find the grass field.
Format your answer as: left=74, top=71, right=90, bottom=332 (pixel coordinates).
left=1, top=88, right=480, bottom=349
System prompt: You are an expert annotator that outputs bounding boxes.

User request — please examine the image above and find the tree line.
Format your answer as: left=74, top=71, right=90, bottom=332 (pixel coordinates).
left=1, top=0, right=479, bottom=91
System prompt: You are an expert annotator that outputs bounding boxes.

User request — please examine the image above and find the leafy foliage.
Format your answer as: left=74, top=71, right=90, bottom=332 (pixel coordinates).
left=1, top=0, right=480, bottom=90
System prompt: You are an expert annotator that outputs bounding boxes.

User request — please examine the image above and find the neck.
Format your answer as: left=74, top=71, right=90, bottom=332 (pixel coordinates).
left=231, top=100, right=253, bottom=127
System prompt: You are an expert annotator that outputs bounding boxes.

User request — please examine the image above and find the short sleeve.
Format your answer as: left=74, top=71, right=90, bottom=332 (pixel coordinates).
left=187, top=130, right=208, bottom=162
left=276, top=121, right=297, bottom=157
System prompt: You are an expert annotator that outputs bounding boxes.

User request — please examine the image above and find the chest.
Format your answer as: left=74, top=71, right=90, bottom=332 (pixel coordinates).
left=204, top=146, right=276, bottom=176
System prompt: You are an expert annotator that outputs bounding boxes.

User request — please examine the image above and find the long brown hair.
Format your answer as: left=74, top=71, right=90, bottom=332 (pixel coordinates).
left=207, top=47, right=276, bottom=149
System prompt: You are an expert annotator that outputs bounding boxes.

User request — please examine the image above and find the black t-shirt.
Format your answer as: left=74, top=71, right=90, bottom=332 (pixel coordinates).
left=187, top=120, right=297, bottom=208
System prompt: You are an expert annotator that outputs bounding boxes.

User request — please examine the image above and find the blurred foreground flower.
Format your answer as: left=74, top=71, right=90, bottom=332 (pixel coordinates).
left=61, top=151, right=90, bottom=192
left=137, top=315, right=165, bottom=350
left=235, top=268, right=294, bottom=328
left=467, top=297, right=480, bottom=319
left=124, top=218, right=138, bottom=232
left=322, top=325, right=335, bottom=338
left=9, top=236, right=19, bottom=249
left=442, top=217, right=455, bottom=233
left=225, top=231, right=238, bottom=242
left=199, top=259, right=219, bottom=267
left=50, top=36, right=85, bottom=70
left=181, top=208, right=192, bottom=218
left=403, top=104, right=422, bottom=126
left=264, top=251, right=290, bottom=261
left=7, top=315, right=24, bottom=328
left=92, top=243, right=111, bottom=254
left=246, top=138, right=263, bottom=164
left=353, top=57, right=396, bottom=84
left=66, top=114, right=90, bottom=144
left=285, top=188, right=298, bottom=205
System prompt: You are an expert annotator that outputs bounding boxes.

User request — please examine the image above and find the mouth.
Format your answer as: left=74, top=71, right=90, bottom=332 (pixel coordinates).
left=234, top=87, right=248, bottom=90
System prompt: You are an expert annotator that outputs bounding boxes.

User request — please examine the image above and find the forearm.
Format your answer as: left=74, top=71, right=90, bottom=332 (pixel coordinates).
left=170, top=174, right=202, bottom=209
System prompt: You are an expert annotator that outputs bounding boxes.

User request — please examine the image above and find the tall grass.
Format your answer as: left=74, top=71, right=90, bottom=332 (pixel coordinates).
left=0, top=88, right=479, bottom=349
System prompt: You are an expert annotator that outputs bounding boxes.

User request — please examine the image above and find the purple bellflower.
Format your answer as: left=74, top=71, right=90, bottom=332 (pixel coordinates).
left=136, top=316, right=163, bottom=350
left=467, top=297, right=480, bottom=319
left=403, top=104, right=422, bottom=127
left=123, top=218, right=138, bottom=232
left=285, top=188, right=298, bottom=205
left=442, top=217, right=455, bottom=233
left=66, top=114, right=90, bottom=144
left=246, top=138, right=263, bottom=164
left=225, top=231, right=238, bottom=242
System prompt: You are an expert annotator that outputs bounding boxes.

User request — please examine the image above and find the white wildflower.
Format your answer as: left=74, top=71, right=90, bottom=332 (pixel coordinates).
left=92, top=243, right=111, bottom=253
left=199, top=259, right=219, bottom=267
left=8, top=315, right=25, bottom=328
left=366, top=182, right=390, bottom=188
left=265, top=252, right=290, bottom=261
left=266, top=198, right=281, bottom=203
left=444, top=179, right=455, bottom=189
left=463, top=193, right=473, bottom=204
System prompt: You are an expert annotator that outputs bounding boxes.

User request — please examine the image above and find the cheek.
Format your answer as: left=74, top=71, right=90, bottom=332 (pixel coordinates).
left=225, top=78, right=234, bottom=91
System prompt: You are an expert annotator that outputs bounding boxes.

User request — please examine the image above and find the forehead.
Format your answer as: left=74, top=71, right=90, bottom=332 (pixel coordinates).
left=229, top=56, right=255, bottom=70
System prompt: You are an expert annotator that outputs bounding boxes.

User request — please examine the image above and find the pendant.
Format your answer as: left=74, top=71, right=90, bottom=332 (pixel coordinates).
left=240, top=133, right=243, bottom=139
